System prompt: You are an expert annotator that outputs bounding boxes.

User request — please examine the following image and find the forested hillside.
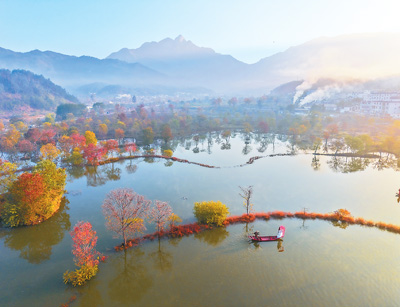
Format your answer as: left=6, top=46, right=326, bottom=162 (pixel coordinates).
left=0, top=69, right=79, bottom=111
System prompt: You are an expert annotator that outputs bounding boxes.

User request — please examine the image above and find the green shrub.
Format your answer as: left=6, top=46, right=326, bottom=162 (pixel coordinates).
left=193, top=201, right=229, bottom=226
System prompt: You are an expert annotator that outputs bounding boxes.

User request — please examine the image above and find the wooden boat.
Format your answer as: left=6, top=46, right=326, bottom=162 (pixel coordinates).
left=249, top=226, right=285, bottom=242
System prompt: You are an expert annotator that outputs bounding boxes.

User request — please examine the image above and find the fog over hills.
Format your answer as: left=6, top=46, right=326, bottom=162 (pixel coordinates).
left=1, top=33, right=400, bottom=97
left=253, top=33, right=400, bottom=83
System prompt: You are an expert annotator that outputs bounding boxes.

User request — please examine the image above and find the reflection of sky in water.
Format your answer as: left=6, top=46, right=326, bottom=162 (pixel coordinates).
left=1, top=134, right=400, bottom=306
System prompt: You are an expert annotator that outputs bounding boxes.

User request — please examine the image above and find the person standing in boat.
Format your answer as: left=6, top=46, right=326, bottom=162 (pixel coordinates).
left=254, top=231, right=260, bottom=238
left=277, top=227, right=284, bottom=239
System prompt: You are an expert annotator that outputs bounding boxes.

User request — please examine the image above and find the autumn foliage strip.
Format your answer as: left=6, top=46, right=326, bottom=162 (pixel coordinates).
left=114, top=210, right=400, bottom=251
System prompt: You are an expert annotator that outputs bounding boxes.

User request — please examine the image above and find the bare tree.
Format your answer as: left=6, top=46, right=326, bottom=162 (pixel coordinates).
left=102, top=188, right=151, bottom=246
left=150, top=200, right=173, bottom=236
left=239, top=185, right=253, bottom=215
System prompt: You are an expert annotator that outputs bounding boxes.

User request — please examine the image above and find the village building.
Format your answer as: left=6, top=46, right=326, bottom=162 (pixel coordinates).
left=360, top=92, right=400, bottom=118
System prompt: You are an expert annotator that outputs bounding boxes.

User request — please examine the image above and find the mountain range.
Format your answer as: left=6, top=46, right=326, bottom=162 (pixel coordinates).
left=1, top=33, right=400, bottom=97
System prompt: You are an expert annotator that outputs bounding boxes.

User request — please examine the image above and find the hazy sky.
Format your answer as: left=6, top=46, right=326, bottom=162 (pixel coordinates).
left=1, top=0, right=400, bottom=63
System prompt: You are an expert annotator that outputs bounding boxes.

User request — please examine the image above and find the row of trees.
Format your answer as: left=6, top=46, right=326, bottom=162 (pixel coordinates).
left=102, top=188, right=181, bottom=247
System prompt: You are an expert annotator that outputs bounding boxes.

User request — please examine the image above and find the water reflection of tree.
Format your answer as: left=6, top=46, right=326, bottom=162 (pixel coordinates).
left=327, top=156, right=344, bottom=172
left=125, top=160, right=138, bottom=174
left=207, top=133, right=213, bottom=154
left=194, top=227, right=229, bottom=246
left=150, top=238, right=173, bottom=272
left=76, top=279, right=104, bottom=306
left=144, top=156, right=155, bottom=163
left=108, top=248, right=153, bottom=305
left=372, top=155, right=397, bottom=171
left=242, top=144, right=252, bottom=155
left=85, top=166, right=107, bottom=187
left=168, top=236, right=182, bottom=247
left=331, top=220, right=349, bottom=229
left=221, top=131, right=231, bottom=150
left=311, top=156, right=321, bottom=171
left=66, top=166, right=85, bottom=182
left=104, top=162, right=121, bottom=181
left=1, top=198, right=70, bottom=264
left=164, top=161, right=174, bottom=167
left=243, top=223, right=254, bottom=236
left=192, top=135, right=200, bottom=153
left=221, top=142, right=231, bottom=150
left=343, top=157, right=369, bottom=173
left=327, top=156, right=370, bottom=173
left=266, top=134, right=276, bottom=152
left=184, top=141, right=192, bottom=151
left=255, top=134, right=269, bottom=153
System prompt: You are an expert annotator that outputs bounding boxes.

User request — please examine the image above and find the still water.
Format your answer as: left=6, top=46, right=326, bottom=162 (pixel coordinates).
left=1, top=133, right=400, bottom=306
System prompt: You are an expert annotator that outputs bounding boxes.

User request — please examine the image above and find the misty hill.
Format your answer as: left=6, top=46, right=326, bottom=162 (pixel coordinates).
left=270, top=80, right=303, bottom=96
left=0, top=69, right=79, bottom=111
left=107, top=35, right=248, bottom=91
left=0, top=47, right=166, bottom=90
left=252, top=33, right=400, bottom=89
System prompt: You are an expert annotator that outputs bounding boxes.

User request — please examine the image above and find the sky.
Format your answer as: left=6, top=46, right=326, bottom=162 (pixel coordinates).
left=1, top=0, right=400, bottom=64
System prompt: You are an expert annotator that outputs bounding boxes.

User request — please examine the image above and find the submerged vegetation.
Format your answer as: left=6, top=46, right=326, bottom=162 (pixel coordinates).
left=63, top=221, right=105, bottom=286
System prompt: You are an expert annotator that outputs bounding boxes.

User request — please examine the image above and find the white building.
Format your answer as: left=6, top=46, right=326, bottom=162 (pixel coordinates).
left=360, top=92, right=400, bottom=117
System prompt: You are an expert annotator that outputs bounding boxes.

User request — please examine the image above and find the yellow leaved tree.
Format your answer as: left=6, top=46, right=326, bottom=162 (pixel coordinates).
left=193, top=201, right=229, bottom=226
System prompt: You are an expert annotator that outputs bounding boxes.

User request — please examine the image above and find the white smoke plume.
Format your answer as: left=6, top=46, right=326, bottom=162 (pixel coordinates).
left=298, top=84, right=342, bottom=106
left=293, top=80, right=314, bottom=104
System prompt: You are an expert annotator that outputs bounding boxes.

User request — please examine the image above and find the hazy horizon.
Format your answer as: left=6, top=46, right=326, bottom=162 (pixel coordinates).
left=2, top=0, right=400, bottom=64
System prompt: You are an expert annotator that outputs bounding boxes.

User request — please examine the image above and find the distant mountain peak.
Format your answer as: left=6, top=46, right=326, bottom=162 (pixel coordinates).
left=107, top=36, right=217, bottom=64
left=175, top=35, right=186, bottom=42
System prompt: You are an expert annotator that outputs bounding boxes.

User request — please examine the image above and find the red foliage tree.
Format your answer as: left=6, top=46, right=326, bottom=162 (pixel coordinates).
left=39, top=129, right=56, bottom=145
left=83, top=144, right=106, bottom=165
left=25, top=128, right=41, bottom=144
left=70, top=221, right=104, bottom=267
left=6, top=173, right=46, bottom=225
left=102, top=188, right=151, bottom=246
left=150, top=200, right=173, bottom=234
left=18, top=139, right=35, bottom=157
left=70, top=133, right=86, bottom=150
left=124, top=142, right=137, bottom=156
left=103, top=139, right=119, bottom=157
left=14, top=173, right=45, bottom=207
